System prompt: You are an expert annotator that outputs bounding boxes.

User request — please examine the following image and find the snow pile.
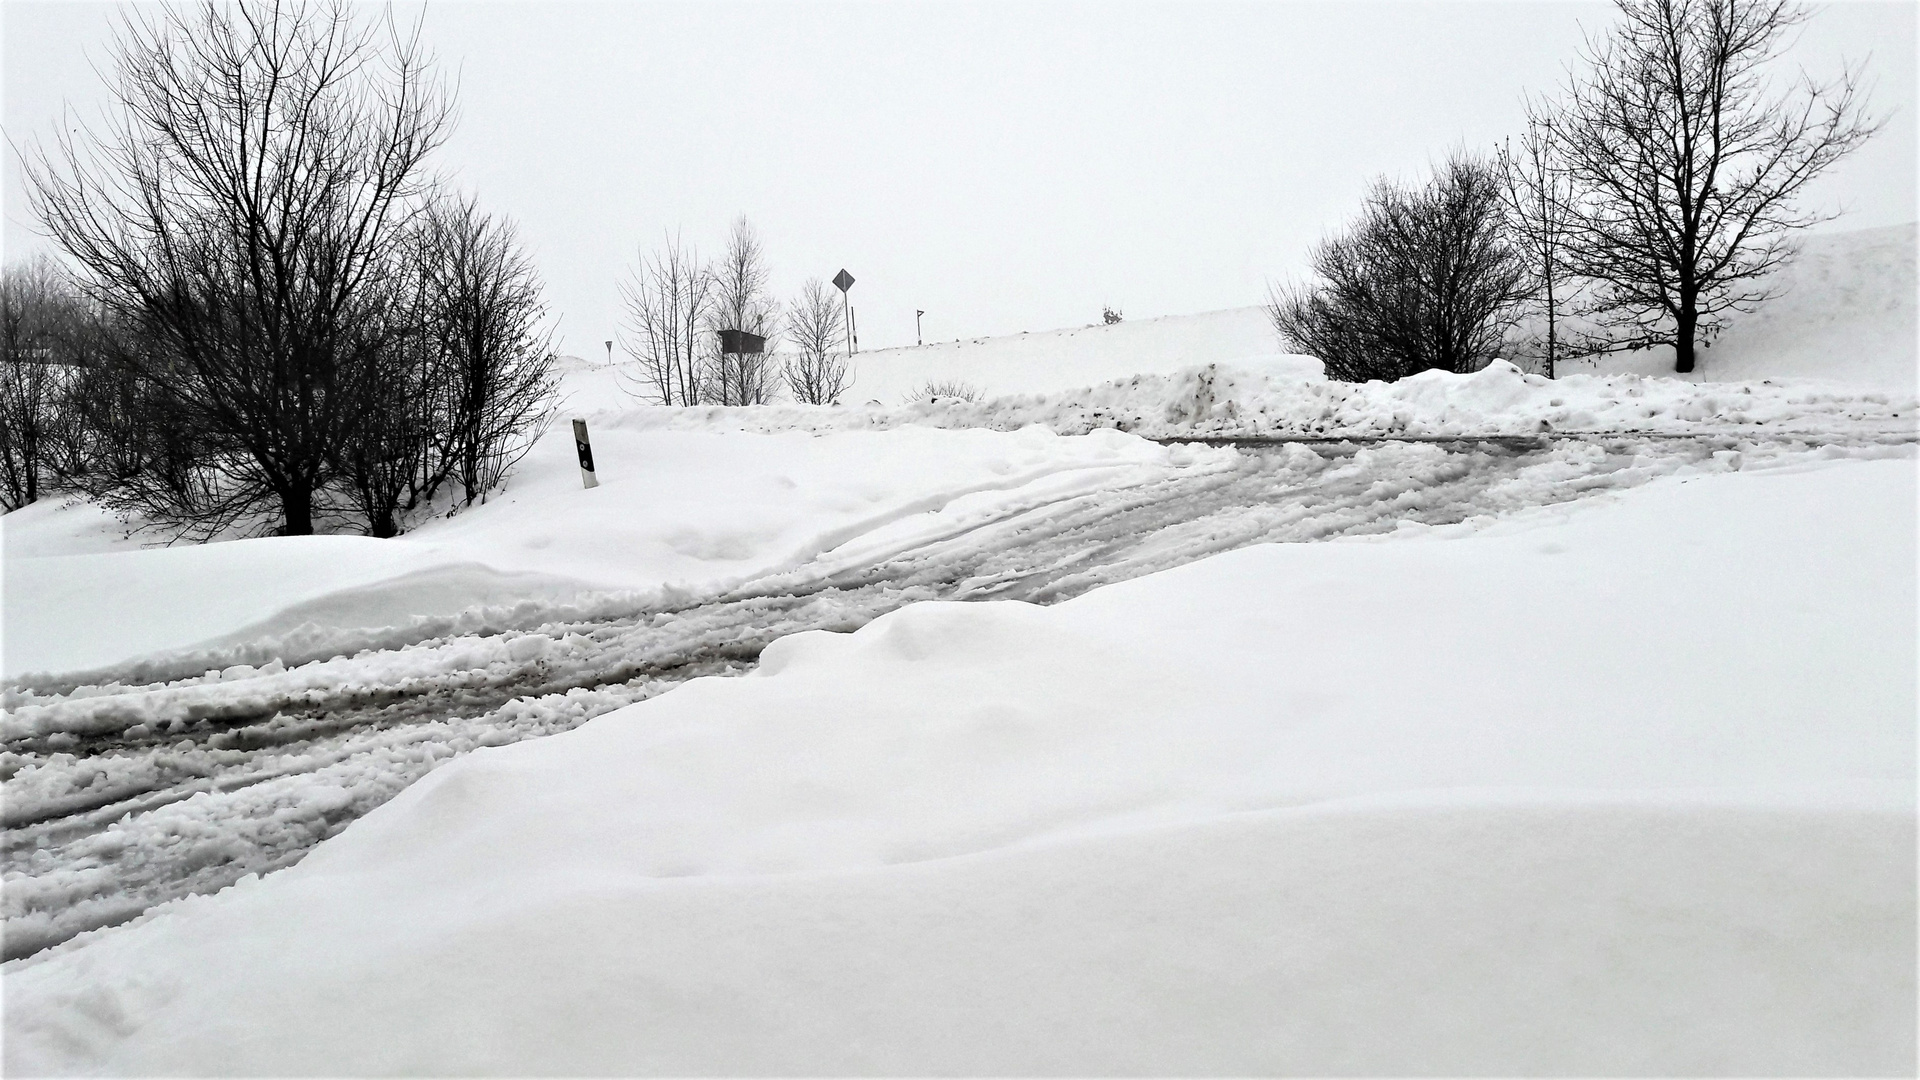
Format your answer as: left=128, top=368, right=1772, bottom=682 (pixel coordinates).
left=3, top=426, right=1210, bottom=680
left=619, top=358, right=1917, bottom=441
left=6, top=458, right=1912, bottom=1075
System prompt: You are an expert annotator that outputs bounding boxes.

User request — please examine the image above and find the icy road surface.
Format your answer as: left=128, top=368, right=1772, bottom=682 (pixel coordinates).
left=3, top=432, right=1910, bottom=958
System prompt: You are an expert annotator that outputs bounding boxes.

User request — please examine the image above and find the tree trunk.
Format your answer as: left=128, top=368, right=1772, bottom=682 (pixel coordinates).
left=280, top=485, right=315, bottom=535
left=1674, top=299, right=1698, bottom=374
left=1545, top=272, right=1557, bottom=380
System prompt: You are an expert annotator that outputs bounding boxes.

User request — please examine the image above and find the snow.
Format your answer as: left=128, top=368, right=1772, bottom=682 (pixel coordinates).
left=841, top=223, right=1915, bottom=404
left=3, top=426, right=1196, bottom=679
left=844, top=304, right=1287, bottom=404
left=5, top=458, right=1912, bottom=1075
left=1, top=219, right=1913, bottom=1074
left=1584, top=223, right=1919, bottom=392
left=6, top=224, right=1908, bottom=681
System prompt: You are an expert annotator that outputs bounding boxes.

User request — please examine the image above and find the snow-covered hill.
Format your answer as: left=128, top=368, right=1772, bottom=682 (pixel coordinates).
left=843, top=304, right=1283, bottom=404
left=1585, top=223, right=1917, bottom=391
left=826, top=222, right=1916, bottom=400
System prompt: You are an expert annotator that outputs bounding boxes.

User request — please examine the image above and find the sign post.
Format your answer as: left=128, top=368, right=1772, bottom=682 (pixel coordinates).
left=604, top=340, right=613, bottom=365
left=916, top=309, right=924, bottom=346
left=572, top=418, right=598, bottom=489
left=832, top=269, right=855, bottom=356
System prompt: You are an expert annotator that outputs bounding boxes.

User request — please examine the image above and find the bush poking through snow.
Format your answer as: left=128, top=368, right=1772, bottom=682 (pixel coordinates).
left=904, top=380, right=984, bottom=404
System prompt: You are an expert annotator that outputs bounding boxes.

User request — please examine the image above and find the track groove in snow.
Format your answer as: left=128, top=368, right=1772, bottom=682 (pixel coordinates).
left=3, top=433, right=1908, bottom=959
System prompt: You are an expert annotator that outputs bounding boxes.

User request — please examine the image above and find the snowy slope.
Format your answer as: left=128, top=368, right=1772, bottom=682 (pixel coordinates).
left=6, top=457, right=1912, bottom=1076
left=1585, top=223, right=1918, bottom=391
left=836, top=222, right=1915, bottom=401
left=845, top=304, right=1285, bottom=404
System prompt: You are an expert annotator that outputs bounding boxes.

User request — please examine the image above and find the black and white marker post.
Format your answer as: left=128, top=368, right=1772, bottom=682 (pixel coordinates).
left=916, top=309, right=924, bottom=346
left=572, top=418, right=598, bottom=489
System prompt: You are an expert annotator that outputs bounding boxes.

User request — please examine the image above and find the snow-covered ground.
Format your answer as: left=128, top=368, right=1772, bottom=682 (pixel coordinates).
left=2, top=221, right=1914, bottom=1074
left=6, top=457, right=1912, bottom=1075
left=6, top=225, right=1909, bottom=682
left=2, top=428, right=1194, bottom=679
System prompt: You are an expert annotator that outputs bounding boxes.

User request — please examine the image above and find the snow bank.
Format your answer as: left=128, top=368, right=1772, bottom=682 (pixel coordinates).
left=3, top=426, right=1201, bottom=679
left=7, top=457, right=1911, bottom=1075
left=615, top=357, right=1916, bottom=443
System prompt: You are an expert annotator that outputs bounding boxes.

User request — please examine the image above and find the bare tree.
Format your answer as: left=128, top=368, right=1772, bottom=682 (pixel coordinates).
left=618, top=234, right=710, bottom=406
left=23, top=0, right=452, bottom=535
left=705, top=217, right=780, bottom=406
left=329, top=194, right=555, bottom=536
left=417, top=194, right=556, bottom=507
left=1498, top=112, right=1580, bottom=378
left=783, top=278, right=851, bottom=405
left=1270, top=155, right=1529, bottom=381
left=1548, top=0, right=1880, bottom=373
left=0, top=258, right=85, bottom=509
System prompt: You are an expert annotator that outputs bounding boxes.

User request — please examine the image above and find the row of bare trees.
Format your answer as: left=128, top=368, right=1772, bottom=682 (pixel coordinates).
left=619, top=218, right=853, bottom=407
left=1272, top=0, right=1879, bottom=381
left=10, top=0, right=555, bottom=534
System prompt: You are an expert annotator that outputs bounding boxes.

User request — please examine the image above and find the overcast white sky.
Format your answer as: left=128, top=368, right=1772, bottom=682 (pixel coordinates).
left=5, top=1, right=1914, bottom=355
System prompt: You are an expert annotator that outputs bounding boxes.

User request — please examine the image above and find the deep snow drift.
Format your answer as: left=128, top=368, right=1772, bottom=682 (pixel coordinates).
left=5, top=458, right=1912, bottom=1075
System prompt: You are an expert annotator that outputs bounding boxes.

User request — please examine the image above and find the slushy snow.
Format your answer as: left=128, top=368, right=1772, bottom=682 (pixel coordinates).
left=4, top=459, right=1912, bottom=1075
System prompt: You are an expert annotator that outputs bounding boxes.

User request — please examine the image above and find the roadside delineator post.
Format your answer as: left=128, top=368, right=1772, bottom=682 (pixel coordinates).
left=572, top=418, right=598, bottom=489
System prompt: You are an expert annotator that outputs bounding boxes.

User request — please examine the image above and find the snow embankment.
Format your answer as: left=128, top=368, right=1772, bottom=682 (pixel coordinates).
left=6, top=457, right=1912, bottom=1076
left=626, top=357, right=1917, bottom=441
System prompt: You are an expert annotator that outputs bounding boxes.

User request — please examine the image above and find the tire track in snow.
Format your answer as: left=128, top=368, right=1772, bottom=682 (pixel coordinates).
left=2, top=433, right=1902, bottom=960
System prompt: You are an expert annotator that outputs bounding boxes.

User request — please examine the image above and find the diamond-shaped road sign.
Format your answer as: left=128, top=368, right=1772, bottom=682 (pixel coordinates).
left=832, top=269, right=854, bottom=293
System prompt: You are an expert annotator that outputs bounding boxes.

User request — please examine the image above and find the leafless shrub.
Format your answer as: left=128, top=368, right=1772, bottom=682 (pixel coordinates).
left=704, top=217, right=779, bottom=406
left=783, top=278, right=851, bottom=405
left=618, top=234, right=710, bottom=407
left=0, top=258, right=90, bottom=509
left=904, top=379, right=983, bottom=404
left=331, top=194, right=555, bottom=537
left=1270, top=155, right=1528, bottom=382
